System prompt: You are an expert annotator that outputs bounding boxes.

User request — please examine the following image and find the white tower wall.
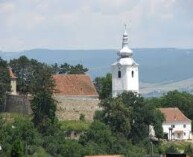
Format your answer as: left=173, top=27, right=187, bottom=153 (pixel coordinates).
left=112, top=26, right=139, bottom=97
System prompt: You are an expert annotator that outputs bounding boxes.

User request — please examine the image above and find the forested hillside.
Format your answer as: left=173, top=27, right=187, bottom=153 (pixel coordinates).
left=1, top=48, right=193, bottom=83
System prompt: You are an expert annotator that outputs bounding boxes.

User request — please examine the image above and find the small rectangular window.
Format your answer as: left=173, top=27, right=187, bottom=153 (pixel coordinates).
left=184, top=132, right=186, bottom=136
left=118, top=71, right=121, bottom=78
left=132, top=71, right=134, bottom=78
left=171, top=125, right=175, bottom=128
left=183, top=124, right=186, bottom=128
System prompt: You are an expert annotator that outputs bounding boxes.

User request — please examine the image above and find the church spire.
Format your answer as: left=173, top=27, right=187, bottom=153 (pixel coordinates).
left=122, top=24, right=128, bottom=48
left=118, top=24, right=133, bottom=58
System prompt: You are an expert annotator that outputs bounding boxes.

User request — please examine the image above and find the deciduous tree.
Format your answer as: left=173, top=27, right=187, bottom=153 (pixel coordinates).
left=0, top=58, right=10, bottom=111
left=9, top=56, right=43, bottom=94
left=94, top=73, right=112, bottom=99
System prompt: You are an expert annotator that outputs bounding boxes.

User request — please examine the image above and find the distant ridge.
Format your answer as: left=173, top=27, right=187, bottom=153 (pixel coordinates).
left=140, top=77, right=193, bottom=97
left=1, top=48, right=193, bottom=84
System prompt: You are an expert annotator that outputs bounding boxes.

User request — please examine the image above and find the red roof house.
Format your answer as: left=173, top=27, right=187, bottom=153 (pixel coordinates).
left=159, top=107, right=192, bottom=140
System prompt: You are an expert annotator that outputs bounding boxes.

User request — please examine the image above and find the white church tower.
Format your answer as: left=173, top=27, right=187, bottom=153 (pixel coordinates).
left=112, top=25, right=139, bottom=97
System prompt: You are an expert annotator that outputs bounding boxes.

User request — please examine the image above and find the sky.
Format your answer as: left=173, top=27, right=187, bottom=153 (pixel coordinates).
left=0, top=0, right=193, bottom=51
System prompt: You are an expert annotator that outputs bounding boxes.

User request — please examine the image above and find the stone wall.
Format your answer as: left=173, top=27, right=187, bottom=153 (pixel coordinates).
left=55, top=96, right=100, bottom=121
left=5, top=95, right=32, bottom=115
left=4, top=94, right=100, bottom=121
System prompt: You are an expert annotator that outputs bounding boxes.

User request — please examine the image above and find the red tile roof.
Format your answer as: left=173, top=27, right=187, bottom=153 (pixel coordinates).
left=159, top=107, right=191, bottom=123
left=53, top=74, right=98, bottom=97
left=9, top=67, right=17, bottom=79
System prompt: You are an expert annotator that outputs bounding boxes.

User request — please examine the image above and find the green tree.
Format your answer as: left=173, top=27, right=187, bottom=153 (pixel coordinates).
left=31, top=92, right=56, bottom=132
left=0, top=58, right=10, bottom=112
left=30, top=64, right=55, bottom=95
left=94, top=73, right=112, bottom=99
left=165, top=145, right=179, bottom=154
left=68, top=64, right=88, bottom=74
left=96, top=92, right=164, bottom=144
left=98, top=96, right=131, bottom=138
left=80, top=120, right=116, bottom=155
left=184, top=144, right=193, bottom=157
left=58, top=63, right=71, bottom=74
left=53, top=63, right=88, bottom=74
left=0, top=116, right=42, bottom=156
left=10, top=139, right=24, bottom=157
left=9, top=56, right=43, bottom=94
left=31, top=65, right=57, bottom=133
left=161, top=90, right=193, bottom=120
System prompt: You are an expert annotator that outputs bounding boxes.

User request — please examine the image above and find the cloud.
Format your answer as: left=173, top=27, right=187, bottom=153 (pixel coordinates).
left=0, top=1, right=15, bottom=13
left=0, top=0, right=192, bottom=51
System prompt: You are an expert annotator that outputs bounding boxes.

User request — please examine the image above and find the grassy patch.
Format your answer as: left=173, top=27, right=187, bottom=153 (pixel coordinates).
left=161, top=141, right=193, bottom=153
left=59, top=120, right=91, bottom=131
left=0, top=112, right=30, bottom=123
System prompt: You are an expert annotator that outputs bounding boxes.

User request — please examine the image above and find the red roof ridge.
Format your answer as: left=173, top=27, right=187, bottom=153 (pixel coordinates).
left=159, top=107, right=191, bottom=123
left=53, top=74, right=98, bottom=97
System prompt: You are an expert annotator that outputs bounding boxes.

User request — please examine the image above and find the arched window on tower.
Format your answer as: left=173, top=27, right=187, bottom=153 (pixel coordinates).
left=118, top=70, right=121, bottom=78
left=132, top=70, right=134, bottom=78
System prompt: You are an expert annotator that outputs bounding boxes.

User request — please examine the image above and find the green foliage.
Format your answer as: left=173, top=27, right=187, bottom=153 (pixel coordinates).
left=30, top=64, right=55, bottom=95
left=31, top=92, right=56, bottom=133
left=80, top=120, right=116, bottom=155
left=10, top=139, right=24, bottom=157
left=79, top=114, right=85, bottom=121
left=94, top=73, right=112, bottom=99
left=0, top=58, right=11, bottom=112
left=9, top=56, right=43, bottom=94
left=99, top=96, right=131, bottom=138
left=147, top=90, right=193, bottom=121
left=165, top=145, right=179, bottom=154
left=42, top=122, right=85, bottom=157
left=60, top=120, right=90, bottom=131
left=80, top=120, right=147, bottom=156
left=96, top=92, right=164, bottom=144
left=161, top=90, right=193, bottom=120
left=60, top=140, right=84, bottom=157
left=53, top=63, right=88, bottom=74
left=30, top=63, right=57, bottom=133
left=184, top=144, right=193, bottom=157
left=0, top=116, right=42, bottom=156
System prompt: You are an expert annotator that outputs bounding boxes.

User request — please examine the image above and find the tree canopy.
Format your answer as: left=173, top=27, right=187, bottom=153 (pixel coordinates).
left=146, top=90, right=193, bottom=121
left=94, top=73, right=112, bottom=99
left=95, top=92, right=164, bottom=144
left=0, top=58, right=11, bottom=112
left=52, top=63, right=88, bottom=74
left=9, top=56, right=43, bottom=94
left=30, top=65, right=57, bottom=133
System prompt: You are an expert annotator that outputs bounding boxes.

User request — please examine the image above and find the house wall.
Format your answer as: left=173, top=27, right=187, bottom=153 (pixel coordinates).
left=163, top=122, right=191, bottom=140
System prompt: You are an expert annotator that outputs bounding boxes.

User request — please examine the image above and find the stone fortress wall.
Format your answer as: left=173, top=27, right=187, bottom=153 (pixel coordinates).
left=5, top=94, right=100, bottom=121
left=5, top=95, right=32, bottom=115
left=55, top=96, right=100, bottom=121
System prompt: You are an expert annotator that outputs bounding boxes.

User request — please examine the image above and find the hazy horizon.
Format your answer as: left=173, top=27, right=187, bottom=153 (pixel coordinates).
left=0, top=0, right=192, bottom=51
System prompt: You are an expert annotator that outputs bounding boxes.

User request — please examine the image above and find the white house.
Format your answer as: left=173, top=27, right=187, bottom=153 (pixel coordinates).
left=160, top=107, right=192, bottom=140
left=112, top=25, right=139, bottom=97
